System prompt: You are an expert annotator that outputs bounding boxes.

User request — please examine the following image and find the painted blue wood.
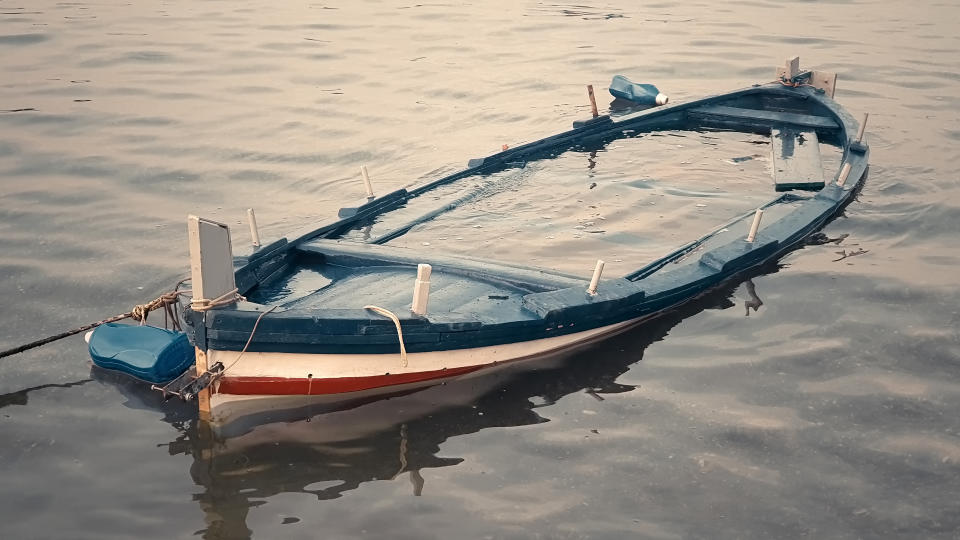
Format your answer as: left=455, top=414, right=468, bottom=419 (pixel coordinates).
left=290, top=188, right=409, bottom=247
left=336, top=188, right=409, bottom=219
left=759, top=198, right=837, bottom=247
left=634, top=264, right=720, bottom=304
left=521, top=278, right=645, bottom=320
left=571, top=115, right=614, bottom=129
left=183, top=82, right=870, bottom=356
left=247, top=238, right=288, bottom=264
left=815, top=184, right=848, bottom=203
left=699, top=235, right=779, bottom=273
left=689, top=105, right=840, bottom=130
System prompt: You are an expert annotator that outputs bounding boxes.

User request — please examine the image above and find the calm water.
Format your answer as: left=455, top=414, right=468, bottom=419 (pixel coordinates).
left=2, top=1, right=959, bottom=538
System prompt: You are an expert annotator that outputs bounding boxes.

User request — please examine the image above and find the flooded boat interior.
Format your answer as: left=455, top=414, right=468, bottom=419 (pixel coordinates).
left=244, top=115, right=844, bottom=318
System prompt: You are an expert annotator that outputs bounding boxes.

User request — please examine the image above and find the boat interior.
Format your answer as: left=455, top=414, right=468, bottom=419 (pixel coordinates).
left=231, top=83, right=862, bottom=328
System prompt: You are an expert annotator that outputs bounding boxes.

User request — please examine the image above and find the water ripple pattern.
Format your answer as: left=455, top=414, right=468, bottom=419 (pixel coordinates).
left=1, top=1, right=959, bottom=538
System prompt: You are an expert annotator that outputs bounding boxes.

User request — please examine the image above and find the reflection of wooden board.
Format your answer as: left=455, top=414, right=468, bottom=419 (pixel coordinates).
left=771, top=128, right=824, bottom=191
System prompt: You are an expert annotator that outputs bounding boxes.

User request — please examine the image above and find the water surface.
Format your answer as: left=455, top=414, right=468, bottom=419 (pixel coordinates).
left=2, top=1, right=959, bottom=539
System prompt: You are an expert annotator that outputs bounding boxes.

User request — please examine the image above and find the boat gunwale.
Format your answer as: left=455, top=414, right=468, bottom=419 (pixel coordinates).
left=185, top=81, right=869, bottom=354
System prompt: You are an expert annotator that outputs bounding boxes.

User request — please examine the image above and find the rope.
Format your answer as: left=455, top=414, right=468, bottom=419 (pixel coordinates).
left=364, top=305, right=408, bottom=367
left=0, top=285, right=192, bottom=360
left=130, top=290, right=188, bottom=329
left=778, top=78, right=815, bottom=89
left=220, top=305, right=278, bottom=375
left=190, top=288, right=243, bottom=312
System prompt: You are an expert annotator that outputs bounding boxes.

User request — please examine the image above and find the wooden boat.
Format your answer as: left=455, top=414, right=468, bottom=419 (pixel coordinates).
left=93, top=59, right=870, bottom=424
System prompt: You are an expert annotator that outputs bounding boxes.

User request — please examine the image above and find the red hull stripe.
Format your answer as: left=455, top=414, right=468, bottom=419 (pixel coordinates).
left=216, top=364, right=485, bottom=395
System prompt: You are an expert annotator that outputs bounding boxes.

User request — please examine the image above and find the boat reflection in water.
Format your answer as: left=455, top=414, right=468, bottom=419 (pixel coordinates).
left=92, top=271, right=770, bottom=538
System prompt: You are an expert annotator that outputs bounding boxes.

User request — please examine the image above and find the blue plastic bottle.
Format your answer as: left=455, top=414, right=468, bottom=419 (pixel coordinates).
left=609, top=75, right=669, bottom=106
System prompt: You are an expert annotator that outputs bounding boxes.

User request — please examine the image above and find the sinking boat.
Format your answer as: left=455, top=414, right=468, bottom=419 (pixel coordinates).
left=88, top=58, right=869, bottom=424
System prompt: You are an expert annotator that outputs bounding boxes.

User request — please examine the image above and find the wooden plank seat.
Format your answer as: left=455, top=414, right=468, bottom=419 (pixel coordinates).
left=688, top=105, right=840, bottom=130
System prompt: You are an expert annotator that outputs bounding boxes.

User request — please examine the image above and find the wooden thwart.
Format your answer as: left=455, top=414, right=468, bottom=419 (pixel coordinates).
left=689, top=105, right=840, bottom=130
left=771, top=128, right=824, bottom=192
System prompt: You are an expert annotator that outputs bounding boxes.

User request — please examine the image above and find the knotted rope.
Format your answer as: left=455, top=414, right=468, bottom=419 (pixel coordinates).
left=778, top=77, right=815, bottom=89
left=130, top=290, right=187, bottom=329
left=0, top=280, right=193, bottom=360
left=190, top=288, right=244, bottom=312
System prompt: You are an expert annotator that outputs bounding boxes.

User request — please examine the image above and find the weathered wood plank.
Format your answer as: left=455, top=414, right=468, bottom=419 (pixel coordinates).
left=810, top=71, right=837, bottom=98
left=188, top=216, right=237, bottom=304
left=690, top=105, right=840, bottom=130
left=195, top=347, right=211, bottom=420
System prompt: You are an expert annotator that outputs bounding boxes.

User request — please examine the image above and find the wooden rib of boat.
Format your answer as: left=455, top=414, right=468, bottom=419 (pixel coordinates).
left=163, top=62, right=870, bottom=423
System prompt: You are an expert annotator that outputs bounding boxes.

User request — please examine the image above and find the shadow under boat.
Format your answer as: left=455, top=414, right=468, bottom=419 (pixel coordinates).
left=92, top=266, right=781, bottom=538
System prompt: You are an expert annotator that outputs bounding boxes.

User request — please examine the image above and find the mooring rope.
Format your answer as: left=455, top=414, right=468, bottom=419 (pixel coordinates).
left=220, top=305, right=278, bottom=375
left=363, top=305, right=408, bottom=367
left=0, top=278, right=193, bottom=360
left=778, top=78, right=815, bottom=89
left=130, top=290, right=187, bottom=328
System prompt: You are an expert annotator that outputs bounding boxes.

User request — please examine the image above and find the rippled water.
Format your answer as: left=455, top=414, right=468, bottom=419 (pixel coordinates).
left=2, top=1, right=959, bottom=538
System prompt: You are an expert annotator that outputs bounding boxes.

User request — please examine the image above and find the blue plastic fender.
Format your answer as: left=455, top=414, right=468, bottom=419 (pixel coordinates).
left=88, top=323, right=195, bottom=384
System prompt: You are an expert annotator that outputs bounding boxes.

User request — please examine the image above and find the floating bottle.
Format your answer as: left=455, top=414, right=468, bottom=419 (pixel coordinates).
left=609, top=75, right=669, bottom=106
